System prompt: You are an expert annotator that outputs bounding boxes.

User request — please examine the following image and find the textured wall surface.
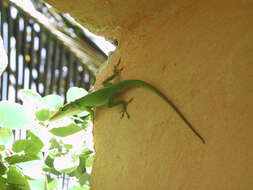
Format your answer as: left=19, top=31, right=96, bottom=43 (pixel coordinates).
left=46, top=0, right=253, bottom=189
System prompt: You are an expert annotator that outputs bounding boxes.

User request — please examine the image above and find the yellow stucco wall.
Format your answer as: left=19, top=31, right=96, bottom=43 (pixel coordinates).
left=46, top=0, right=253, bottom=189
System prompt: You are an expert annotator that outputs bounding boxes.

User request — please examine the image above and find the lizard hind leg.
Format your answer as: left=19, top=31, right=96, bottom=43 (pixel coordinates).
left=107, top=96, right=134, bottom=119
left=102, top=58, right=124, bottom=87
left=120, top=98, right=134, bottom=119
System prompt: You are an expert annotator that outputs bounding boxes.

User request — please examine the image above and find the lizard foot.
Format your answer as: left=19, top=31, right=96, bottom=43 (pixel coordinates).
left=102, top=58, right=124, bottom=87
left=114, top=58, right=124, bottom=75
left=120, top=98, right=134, bottom=119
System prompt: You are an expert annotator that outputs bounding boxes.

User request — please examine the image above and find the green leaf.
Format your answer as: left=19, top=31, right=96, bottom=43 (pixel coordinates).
left=0, top=145, right=5, bottom=151
left=43, top=95, right=64, bottom=110
left=85, top=155, right=94, bottom=168
left=43, top=156, right=61, bottom=176
left=66, top=87, right=88, bottom=103
left=47, top=179, right=58, bottom=190
left=0, top=176, right=7, bottom=190
left=12, top=140, right=27, bottom=153
left=0, top=162, right=7, bottom=175
left=78, top=173, right=90, bottom=186
left=80, top=149, right=93, bottom=158
left=0, top=128, right=13, bottom=146
left=64, top=144, right=73, bottom=150
left=68, top=156, right=86, bottom=178
left=7, top=166, right=30, bottom=190
left=44, top=156, right=54, bottom=168
left=43, top=167, right=61, bottom=176
left=12, top=132, right=44, bottom=155
left=5, top=155, right=40, bottom=164
left=0, top=101, right=31, bottom=129
left=35, top=109, right=53, bottom=121
left=49, top=123, right=82, bottom=137
left=25, top=132, right=44, bottom=155
left=54, top=155, right=79, bottom=174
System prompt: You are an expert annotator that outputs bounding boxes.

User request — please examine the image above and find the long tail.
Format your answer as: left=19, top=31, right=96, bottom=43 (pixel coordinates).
left=120, top=80, right=205, bottom=144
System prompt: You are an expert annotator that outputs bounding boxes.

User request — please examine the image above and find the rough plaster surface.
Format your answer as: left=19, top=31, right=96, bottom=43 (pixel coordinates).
left=46, top=0, right=253, bottom=189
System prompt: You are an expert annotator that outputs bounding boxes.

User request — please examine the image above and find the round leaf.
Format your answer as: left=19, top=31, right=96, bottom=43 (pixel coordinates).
left=35, top=109, right=53, bottom=121
left=0, top=101, right=31, bottom=129
left=12, top=132, right=44, bottom=155
left=66, top=87, right=88, bottom=103
left=12, top=140, right=27, bottom=153
left=43, top=95, right=64, bottom=110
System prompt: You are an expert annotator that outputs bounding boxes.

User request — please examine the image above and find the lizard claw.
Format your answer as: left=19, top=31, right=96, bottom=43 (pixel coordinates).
left=120, top=110, right=130, bottom=119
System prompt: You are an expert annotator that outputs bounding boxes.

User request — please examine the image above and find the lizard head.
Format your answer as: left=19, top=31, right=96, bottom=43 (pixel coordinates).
left=49, top=103, right=81, bottom=122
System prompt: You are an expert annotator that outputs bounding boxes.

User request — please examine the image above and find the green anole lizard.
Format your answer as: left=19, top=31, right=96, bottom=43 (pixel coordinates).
left=49, top=60, right=205, bottom=144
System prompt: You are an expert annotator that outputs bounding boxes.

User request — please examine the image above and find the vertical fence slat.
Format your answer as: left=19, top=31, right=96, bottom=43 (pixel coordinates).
left=56, top=43, right=64, bottom=94
left=49, top=39, right=58, bottom=93
left=28, top=20, right=34, bottom=89
left=1, top=4, right=7, bottom=100
left=14, top=9, right=20, bottom=101
left=6, top=6, right=12, bottom=99
left=72, top=59, right=78, bottom=85
left=21, top=15, right=27, bottom=89
left=64, top=51, right=72, bottom=99
left=42, top=32, right=51, bottom=96
left=0, top=0, right=4, bottom=100
left=35, top=31, right=42, bottom=92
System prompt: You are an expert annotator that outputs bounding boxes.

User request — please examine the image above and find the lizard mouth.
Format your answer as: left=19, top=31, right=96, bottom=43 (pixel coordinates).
left=49, top=104, right=80, bottom=122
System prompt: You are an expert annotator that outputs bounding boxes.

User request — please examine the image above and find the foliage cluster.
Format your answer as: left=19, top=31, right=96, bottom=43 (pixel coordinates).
left=0, top=87, right=94, bottom=190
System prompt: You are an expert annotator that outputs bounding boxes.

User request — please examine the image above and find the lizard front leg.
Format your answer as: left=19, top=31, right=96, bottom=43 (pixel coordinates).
left=102, top=58, right=123, bottom=87
left=77, top=104, right=94, bottom=121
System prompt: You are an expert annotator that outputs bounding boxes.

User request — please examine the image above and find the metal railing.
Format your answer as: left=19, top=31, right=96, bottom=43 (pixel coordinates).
left=0, top=0, right=107, bottom=102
